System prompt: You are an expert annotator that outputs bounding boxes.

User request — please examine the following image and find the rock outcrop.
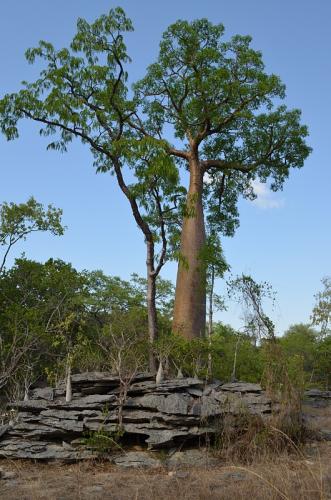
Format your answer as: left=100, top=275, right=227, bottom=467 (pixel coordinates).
left=303, top=388, right=331, bottom=441
left=304, top=389, right=331, bottom=407
left=0, top=372, right=275, bottom=461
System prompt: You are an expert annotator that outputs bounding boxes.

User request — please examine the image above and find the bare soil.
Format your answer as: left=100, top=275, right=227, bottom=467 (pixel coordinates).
left=0, top=441, right=330, bottom=500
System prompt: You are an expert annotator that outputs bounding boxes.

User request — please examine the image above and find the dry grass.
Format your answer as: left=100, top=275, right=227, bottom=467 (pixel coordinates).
left=0, top=441, right=330, bottom=500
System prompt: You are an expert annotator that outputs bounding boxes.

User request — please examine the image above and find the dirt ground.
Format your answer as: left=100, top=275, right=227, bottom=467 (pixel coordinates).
left=0, top=441, right=330, bottom=500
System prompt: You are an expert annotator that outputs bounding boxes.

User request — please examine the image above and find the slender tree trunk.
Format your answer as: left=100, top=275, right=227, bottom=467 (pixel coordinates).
left=146, top=240, right=157, bottom=373
left=173, top=156, right=206, bottom=339
left=65, top=361, right=72, bottom=403
left=113, top=159, right=159, bottom=373
left=207, top=265, right=215, bottom=380
left=208, top=266, right=215, bottom=339
left=231, top=336, right=240, bottom=382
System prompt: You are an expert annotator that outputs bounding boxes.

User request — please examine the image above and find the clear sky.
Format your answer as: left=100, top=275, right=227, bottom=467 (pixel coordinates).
left=0, top=0, right=330, bottom=334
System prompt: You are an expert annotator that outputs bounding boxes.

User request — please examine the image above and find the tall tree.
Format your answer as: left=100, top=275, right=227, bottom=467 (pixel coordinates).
left=0, top=11, right=311, bottom=342
left=134, top=19, right=311, bottom=337
left=0, top=9, right=183, bottom=368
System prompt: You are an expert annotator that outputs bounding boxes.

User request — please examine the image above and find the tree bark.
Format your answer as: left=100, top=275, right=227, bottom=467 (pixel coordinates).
left=173, top=156, right=206, bottom=339
left=146, top=240, right=158, bottom=373
left=231, top=336, right=240, bottom=382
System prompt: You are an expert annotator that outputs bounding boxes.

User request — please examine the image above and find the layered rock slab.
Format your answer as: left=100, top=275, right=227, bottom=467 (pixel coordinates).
left=0, top=372, right=274, bottom=460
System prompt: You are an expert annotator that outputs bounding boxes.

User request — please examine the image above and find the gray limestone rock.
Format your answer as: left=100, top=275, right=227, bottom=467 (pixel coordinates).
left=305, top=389, right=331, bottom=399
left=0, top=439, right=95, bottom=461
left=0, top=373, right=275, bottom=460
left=127, top=393, right=192, bottom=415
left=220, top=382, right=262, bottom=393
left=50, top=394, right=116, bottom=410
left=113, top=451, right=162, bottom=468
left=30, top=387, right=54, bottom=401
left=11, top=400, right=48, bottom=412
left=128, top=378, right=204, bottom=395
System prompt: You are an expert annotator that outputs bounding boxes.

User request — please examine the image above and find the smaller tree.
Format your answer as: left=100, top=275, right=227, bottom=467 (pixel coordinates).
left=130, top=272, right=174, bottom=320
left=227, top=274, right=275, bottom=382
left=202, top=230, right=228, bottom=378
left=311, top=276, right=331, bottom=337
left=211, top=323, right=263, bottom=382
left=97, top=317, right=147, bottom=428
left=280, top=324, right=318, bottom=384
left=0, top=258, right=86, bottom=397
left=204, top=231, right=228, bottom=337
left=0, top=197, right=64, bottom=274
left=228, top=274, right=276, bottom=341
left=315, top=335, right=331, bottom=389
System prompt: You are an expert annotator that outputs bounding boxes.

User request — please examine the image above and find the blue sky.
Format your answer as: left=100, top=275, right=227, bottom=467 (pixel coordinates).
left=0, top=0, right=330, bottom=334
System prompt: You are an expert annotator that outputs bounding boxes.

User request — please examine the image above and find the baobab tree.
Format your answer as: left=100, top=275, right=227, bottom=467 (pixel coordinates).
left=0, top=10, right=311, bottom=343
left=135, top=19, right=311, bottom=338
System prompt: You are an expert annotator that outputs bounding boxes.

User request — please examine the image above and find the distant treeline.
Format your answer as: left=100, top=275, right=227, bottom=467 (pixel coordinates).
left=0, top=258, right=330, bottom=405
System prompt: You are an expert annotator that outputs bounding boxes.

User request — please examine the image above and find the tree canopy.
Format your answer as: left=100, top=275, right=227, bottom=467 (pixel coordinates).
left=0, top=9, right=311, bottom=339
left=0, top=197, right=64, bottom=275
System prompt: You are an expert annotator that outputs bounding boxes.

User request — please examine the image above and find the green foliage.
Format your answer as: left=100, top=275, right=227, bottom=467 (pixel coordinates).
left=311, top=276, right=331, bottom=337
left=200, top=231, right=228, bottom=277
left=0, top=10, right=183, bottom=266
left=83, top=427, right=124, bottom=455
left=0, top=9, right=310, bottom=260
left=1, top=254, right=330, bottom=395
left=228, top=274, right=276, bottom=339
left=0, top=257, right=168, bottom=393
left=277, top=323, right=331, bottom=389
left=130, top=273, right=174, bottom=319
left=135, top=17, right=311, bottom=235
left=0, top=257, right=87, bottom=391
left=315, top=335, right=331, bottom=389
left=0, top=197, right=64, bottom=274
left=211, top=323, right=263, bottom=382
left=153, top=331, right=209, bottom=377
left=261, top=341, right=305, bottom=397
left=280, top=324, right=318, bottom=376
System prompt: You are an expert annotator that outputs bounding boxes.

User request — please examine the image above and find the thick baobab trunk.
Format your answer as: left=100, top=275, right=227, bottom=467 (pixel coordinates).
left=147, top=241, right=158, bottom=373
left=173, top=157, right=206, bottom=339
